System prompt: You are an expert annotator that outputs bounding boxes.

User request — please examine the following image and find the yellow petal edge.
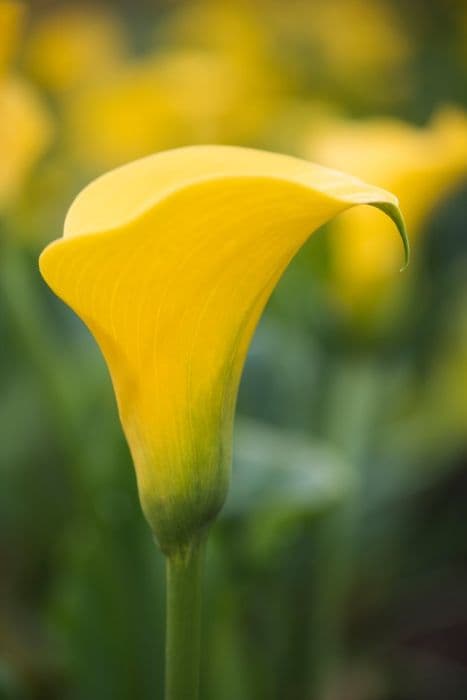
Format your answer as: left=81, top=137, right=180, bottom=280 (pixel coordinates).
left=39, top=145, right=408, bottom=553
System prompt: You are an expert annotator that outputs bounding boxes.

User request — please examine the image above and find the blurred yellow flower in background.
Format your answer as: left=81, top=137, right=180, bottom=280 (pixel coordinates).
left=65, top=45, right=275, bottom=172
left=46, top=0, right=285, bottom=172
left=310, top=0, right=410, bottom=90
left=153, top=47, right=278, bottom=145
left=24, top=4, right=127, bottom=93
left=0, top=0, right=52, bottom=213
left=0, top=0, right=23, bottom=74
left=303, top=107, right=467, bottom=312
left=164, top=0, right=278, bottom=88
left=162, top=0, right=282, bottom=138
left=268, top=0, right=411, bottom=105
left=39, top=145, right=407, bottom=552
left=0, top=76, right=52, bottom=212
left=65, top=56, right=180, bottom=171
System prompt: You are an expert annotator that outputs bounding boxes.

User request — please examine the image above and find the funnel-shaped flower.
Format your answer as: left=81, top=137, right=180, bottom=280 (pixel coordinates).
left=39, top=145, right=407, bottom=553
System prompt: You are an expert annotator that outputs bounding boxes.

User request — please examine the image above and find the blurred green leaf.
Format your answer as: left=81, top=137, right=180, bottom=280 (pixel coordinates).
left=226, top=418, right=354, bottom=518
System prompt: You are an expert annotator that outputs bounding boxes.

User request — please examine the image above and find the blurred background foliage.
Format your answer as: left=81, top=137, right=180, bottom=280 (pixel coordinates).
left=1, top=0, right=467, bottom=698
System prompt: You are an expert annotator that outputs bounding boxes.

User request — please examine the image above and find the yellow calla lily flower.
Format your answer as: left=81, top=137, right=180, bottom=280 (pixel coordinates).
left=39, top=145, right=407, bottom=553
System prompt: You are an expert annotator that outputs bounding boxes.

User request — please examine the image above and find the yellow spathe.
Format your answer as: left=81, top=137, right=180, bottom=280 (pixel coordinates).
left=39, top=145, right=407, bottom=552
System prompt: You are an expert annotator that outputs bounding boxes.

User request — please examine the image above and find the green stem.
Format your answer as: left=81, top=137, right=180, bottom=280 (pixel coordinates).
left=308, top=359, right=382, bottom=698
left=165, top=536, right=207, bottom=700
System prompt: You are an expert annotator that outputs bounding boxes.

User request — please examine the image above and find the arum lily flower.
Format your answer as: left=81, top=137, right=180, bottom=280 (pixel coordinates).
left=39, top=144, right=407, bottom=551
left=39, top=145, right=407, bottom=699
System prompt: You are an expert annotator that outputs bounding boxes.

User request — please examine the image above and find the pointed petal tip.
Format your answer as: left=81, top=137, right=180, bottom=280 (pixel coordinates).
left=372, top=201, right=410, bottom=272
